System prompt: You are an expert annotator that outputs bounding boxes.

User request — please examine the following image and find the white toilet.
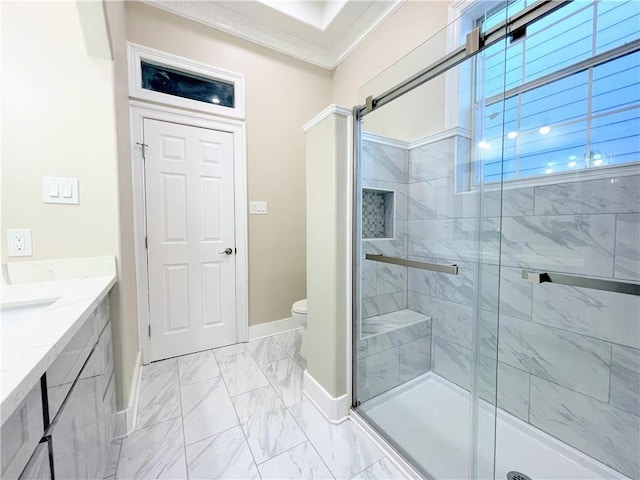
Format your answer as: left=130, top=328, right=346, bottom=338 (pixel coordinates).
left=291, top=299, right=307, bottom=360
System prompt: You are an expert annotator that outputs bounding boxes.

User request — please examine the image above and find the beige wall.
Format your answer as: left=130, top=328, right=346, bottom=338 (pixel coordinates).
left=305, top=111, right=350, bottom=398
left=331, top=0, right=451, bottom=141
left=1, top=0, right=140, bottom=410
left=1, top=1, right=119, bottom=263
left=104, top=0, right=141, bottom=410
left=125, top=2, right=333, bottom=326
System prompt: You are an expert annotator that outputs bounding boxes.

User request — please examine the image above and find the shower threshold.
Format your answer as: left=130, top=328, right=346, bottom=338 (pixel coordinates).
left=359, top=372, right=628, bottom=480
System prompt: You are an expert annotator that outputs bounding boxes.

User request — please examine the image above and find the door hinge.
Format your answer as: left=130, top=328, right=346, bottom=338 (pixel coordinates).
left=145, top=237, right=148, bottom=249
left=148, top=325, right=151, bottom=337
left=136, top=142, right=148, bottom=160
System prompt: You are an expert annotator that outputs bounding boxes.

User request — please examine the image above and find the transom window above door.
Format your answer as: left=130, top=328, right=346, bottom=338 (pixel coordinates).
left=128, top=43, right=245, bottom=119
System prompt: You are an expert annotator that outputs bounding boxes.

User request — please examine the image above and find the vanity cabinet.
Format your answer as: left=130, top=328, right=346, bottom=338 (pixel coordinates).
left=0, top=296, right=115, bottom=480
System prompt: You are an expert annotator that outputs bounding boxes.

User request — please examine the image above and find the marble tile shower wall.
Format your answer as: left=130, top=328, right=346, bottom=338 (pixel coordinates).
left=361, top=140, right=409, bottom=319
left=405, top=134, right=640, bottom=478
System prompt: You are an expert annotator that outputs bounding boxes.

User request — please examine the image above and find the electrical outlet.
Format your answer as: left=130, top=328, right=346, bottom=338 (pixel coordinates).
left=7, top=229, right=32, bottom=257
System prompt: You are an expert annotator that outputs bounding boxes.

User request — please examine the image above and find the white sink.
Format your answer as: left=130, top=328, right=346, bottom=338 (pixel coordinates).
left=1, top=299, right=58, bottom=335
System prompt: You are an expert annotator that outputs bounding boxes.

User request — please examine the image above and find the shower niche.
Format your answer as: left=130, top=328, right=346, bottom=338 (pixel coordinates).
left=362, top=188, right=395, bottom=240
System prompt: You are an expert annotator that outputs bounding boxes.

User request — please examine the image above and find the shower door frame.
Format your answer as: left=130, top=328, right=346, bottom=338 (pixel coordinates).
left=350, top=0, right=576, bottom=477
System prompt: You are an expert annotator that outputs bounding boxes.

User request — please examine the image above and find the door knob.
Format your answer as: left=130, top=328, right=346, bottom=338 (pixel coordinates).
left=218, top=248, right=233, bottom=255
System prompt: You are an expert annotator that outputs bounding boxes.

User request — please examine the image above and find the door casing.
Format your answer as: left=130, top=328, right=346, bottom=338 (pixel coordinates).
left=130, top=100, right=249, bottom=365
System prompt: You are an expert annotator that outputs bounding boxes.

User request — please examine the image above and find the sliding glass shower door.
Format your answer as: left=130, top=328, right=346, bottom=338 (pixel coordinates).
left=352, top=1, right=639, bottom=479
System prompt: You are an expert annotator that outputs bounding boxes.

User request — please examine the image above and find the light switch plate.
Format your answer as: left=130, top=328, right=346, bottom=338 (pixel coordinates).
left=43, top=177, right=79, bottom=204
left=250, top=201, right=267, bottom=215
left=7, top=229, right=32, bottom=257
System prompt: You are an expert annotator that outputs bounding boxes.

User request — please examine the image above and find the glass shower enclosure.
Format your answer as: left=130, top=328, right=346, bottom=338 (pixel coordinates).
left=352, top=1, right=640, bottom=479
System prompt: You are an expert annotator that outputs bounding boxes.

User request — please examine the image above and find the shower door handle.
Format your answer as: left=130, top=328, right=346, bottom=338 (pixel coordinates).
left=522, top=270, right=640, bottom=296
left=365, top=254, right=458, bottom=275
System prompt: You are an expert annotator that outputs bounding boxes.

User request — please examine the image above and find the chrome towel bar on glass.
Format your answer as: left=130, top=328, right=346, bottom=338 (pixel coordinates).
left=522, top=270, right=640, bottom=296
left=365, top=254, right=458, bottom=275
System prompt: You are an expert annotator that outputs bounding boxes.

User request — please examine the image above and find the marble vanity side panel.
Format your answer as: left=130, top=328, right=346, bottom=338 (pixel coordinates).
left=530, top=376, right=640, bottom=479
left=614, top=213, right=640, bottom=282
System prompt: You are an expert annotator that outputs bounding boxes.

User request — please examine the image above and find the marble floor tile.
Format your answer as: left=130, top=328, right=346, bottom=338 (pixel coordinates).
left=103, top=439, right=121, bottom=479
left=116, top=417, right=186, bottom=480
left=258, top=441, right=334, bottom=480
left=289, top=401, right=384, bottom=479
left=261, top=357, right=305, bottom=407
left=213, top=343, right=247, bottom=359
left=177, top=350, right=219, bottom=385
left=186, top=426, right=260, bottom=480
left=135, top=370, right=181, bottom=430
left=181, top=376, right=239, bottom=445
left=141, top=358, right=178, bottom=379
left=247, top=337, right=288, bottom=365
left=233, top=385, right=306, bottom=464
left=350, top=457, right=407, bottom=480
left=218, top=351, right=269, bottom=396
left=275, top=330, right=307, bottom=369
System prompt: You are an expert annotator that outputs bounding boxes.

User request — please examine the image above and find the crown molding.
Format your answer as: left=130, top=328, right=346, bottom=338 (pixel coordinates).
left=142, top=0, right=404, bottom=70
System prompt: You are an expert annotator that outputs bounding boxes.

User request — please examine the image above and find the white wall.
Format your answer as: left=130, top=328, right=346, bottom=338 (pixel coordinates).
left=126, top=2, right=333, bottom=326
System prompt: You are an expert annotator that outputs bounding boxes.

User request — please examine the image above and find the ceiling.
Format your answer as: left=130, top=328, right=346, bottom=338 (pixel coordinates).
left=142, top=0, right=405, bottom=69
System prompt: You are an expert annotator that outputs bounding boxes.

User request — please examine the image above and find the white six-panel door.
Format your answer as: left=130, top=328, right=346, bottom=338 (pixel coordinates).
left=144, top=118, right=236, bottom=361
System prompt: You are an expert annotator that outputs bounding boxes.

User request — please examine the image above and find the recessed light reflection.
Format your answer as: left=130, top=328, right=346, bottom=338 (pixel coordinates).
left=593, top=159, right=604, bottom=166
left=593, top=153, right=603, bottom=160
left=568, top=161, right=577, bottom=168
left=507, top=131, right=518, bottom=139
left=211, top=96, right=221, bottom=104
left=545, top=168, right=553, bottom=174
left=478, top=141, right=490, bottom=150
left=539, top=126, right=551, bottom=135
left=569, top=155, right=577, bottom=161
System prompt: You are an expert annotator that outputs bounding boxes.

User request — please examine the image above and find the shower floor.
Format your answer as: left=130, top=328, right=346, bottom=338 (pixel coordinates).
left=359, top=372, right=627, bottom=480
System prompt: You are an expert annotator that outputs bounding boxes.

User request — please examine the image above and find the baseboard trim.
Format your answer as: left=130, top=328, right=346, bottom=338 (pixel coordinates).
left=249, top=317, right=301, bottom=340
left=350, top=409, right=423, bottom=479
left=303, top=370, right=349, bottom=424
left=113, top=350, right=142, bottom=439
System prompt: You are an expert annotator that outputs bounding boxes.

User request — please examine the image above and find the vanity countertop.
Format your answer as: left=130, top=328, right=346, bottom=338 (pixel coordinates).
left=1, top=275, right=116, bottom=425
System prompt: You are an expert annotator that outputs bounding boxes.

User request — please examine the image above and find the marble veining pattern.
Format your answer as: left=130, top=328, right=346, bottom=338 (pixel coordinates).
left=290, top=401, right=385, bottom=479
left=246, top=337, right=288, bottom=365
left=114, top=330, right=406, bottom=479
left=614, top=213, right=640, bottom=282
left=135, top=370, right=181, bottom=430
left=610, top=345, right=640, bottom=416
left=186, top=426, right=260, bottom=479
left=217, top=351, right=269, bottom=396
left=361, top=309, right=430, bottom=337
left=232, top=385, right=306, bottom=464
left=498, top=315, right=612, bottom=401
left=529, top=376, right=639, bottom=479
left=177, top=350, right=219, bottom=385
left=181, top=376, right=239, bottom=445
left=350, top=458, right=407, bottom=480
left=116, top=417, right=187, bottom=480
left=258, top=441, right=333, bottom=479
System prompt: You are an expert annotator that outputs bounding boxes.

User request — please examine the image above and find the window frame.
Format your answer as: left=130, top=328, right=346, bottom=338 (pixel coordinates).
left=449, top=0, right=640, bottom=191
left=128, top=43, right=246, bottom=119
